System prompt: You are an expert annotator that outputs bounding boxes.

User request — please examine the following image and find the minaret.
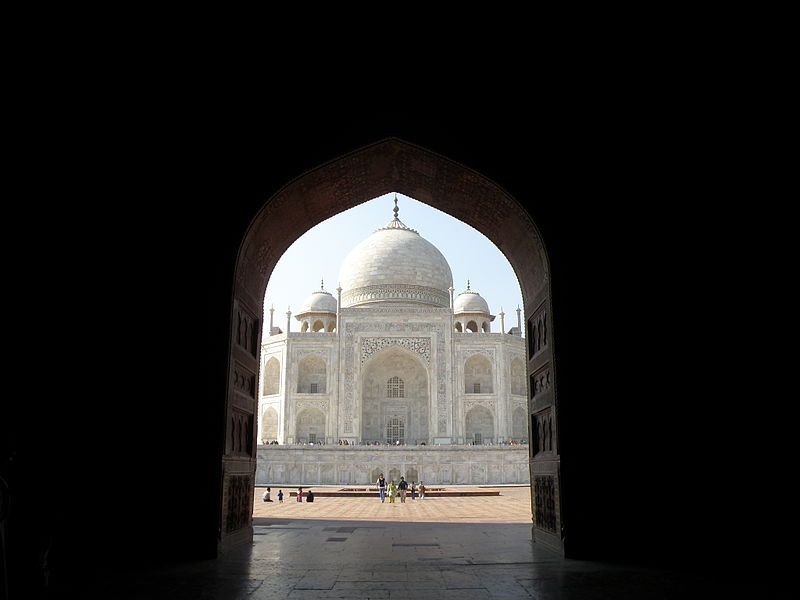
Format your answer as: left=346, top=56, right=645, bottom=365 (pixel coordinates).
left=269, top=304, right=274, bottom=335
left=448, top=286, right=454, bottom=309
left=516, top=306, right=522, bottom=335
left=499, top=307, right=505, bottom=334
left=336, top=282, right=342, bottom=332
left=286, top=306, right=291, bottom=334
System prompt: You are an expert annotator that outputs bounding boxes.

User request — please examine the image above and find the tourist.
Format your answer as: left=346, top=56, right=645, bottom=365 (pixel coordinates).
left=376, top=472, right=387, bottom=503
left=419, top=482, right=426, bottom=500
left=306, top=489, right=314, bottom=503
left=277, top=489, right=284, bottom=503
left=398, top=477, right=408, bottom=503
left=262, top=487, right=272, bottom=502
left=388, top=480, right=397, bottom=503
left=296, top=487, right=303, bottom=502
left=410, top=481, right=417, bottom=500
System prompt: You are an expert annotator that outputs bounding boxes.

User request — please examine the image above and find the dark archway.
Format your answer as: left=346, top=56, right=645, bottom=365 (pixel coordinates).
left=18, top=109, right=788, bottom=599
left=225, top=138, right=560, bottom=554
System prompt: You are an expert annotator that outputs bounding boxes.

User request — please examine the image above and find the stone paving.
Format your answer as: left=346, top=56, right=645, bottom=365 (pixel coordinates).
left=61, top=485, right=763, bottom=599
left=253, top=484, right=533, bottom=524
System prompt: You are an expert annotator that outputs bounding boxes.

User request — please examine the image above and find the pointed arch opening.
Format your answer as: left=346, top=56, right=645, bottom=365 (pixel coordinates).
left=232, top=137, right=556, bottom=554
left=262, top=357, right=280, bottom=396
left=297, top=354, right=326, bottom=393
left=465, top=354, right=493, bottom=394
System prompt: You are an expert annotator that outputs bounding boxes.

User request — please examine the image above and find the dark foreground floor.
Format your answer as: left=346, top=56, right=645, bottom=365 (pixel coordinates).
left=42, top=516, right=783, bottom=600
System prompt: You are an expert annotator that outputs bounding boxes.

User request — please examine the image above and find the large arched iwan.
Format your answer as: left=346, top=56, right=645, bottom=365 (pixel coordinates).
left=224, top=137, right=560, bottom=554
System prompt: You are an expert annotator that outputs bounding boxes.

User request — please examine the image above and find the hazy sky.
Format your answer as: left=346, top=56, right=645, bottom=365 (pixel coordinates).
left=263, top=193, right=524, bottom=334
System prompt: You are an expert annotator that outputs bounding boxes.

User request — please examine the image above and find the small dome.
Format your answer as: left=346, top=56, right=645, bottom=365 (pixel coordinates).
left=298, top=286, right=337, bottom=315
left=454, top=285, right=490, bottom=315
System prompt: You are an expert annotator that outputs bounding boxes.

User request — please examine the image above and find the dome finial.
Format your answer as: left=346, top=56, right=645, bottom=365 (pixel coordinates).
left=467, top=279, right=471, bottom=291
left=375, top=195, right=418, bottom=234
left=320, top=278, right=324, bottom=290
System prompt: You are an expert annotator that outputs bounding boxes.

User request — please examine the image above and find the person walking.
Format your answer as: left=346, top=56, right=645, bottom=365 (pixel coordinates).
left=419, top=482, right=426, bottom=500
left=277, top=489, right=284, bottom=503
left=376, top=473, right=387, bottom=503
left=296, top=487, right=303, bottom=502
left=398, top=477, right=408, bottom=503
left=410, top=481, right=417, bottom=500
left=388, top=480, right=397, bottom=503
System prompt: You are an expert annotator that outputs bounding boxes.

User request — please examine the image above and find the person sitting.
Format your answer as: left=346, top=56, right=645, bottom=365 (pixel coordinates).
left=306, top=489, right=315, bottom=503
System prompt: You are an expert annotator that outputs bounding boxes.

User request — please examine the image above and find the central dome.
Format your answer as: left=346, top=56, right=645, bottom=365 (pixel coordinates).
left=339, top=200, right=453, bottom=308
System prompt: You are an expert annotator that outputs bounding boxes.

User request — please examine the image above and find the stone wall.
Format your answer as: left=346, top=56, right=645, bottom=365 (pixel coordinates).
left=255, top=445, right=530, bottom=486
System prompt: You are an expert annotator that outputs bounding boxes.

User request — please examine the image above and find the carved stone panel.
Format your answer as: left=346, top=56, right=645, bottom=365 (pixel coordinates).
left=361, top=337, right=431, bottom=365
left=235, top=306, right=259, bottom=358
left=229, top=407, right=254, bottom=456
left=531, top=364, right=552, bottom=399
left=233, top=363, right=256, bottom=399
left=224, top=474, right=252, bottom=533
left=532, top=409, right=555, bottom=455
left=534, top=475, right=557, bottom=533
left=527, top=303, right=549, bottom=359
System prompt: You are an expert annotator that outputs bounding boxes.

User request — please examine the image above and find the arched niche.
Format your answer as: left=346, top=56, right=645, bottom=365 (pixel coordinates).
left=510, top=358, right=525, bottom=396
left=465, top=405, right=495, bottom=444
left=262, top=357, right=280, bottom=396
left=361, top=346, right=428, bottom=444
left=297, top=354, right=326, bottom=393
left=295, top=407, right=325, bottom=444
left=465, top=354, right=493, bottom=394
left=261, top=407, right=278, bottom=443
left=512, top=406, right=528, bottom=441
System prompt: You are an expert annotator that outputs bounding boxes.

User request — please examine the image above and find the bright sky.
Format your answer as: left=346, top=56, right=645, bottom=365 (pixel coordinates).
left=263, top=193, right=524, bottom=334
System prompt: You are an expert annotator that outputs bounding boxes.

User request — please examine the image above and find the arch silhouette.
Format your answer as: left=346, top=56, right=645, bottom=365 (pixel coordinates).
left=228, top=137, right=556, bottom=553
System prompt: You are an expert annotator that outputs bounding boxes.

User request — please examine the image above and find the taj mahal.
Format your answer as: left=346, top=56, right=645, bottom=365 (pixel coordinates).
left=255, top=199, right=531, bottom=486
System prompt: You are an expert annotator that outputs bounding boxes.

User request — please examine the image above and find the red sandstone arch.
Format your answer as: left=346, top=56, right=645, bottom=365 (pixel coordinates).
left=224, top=138, right=560, bottom=554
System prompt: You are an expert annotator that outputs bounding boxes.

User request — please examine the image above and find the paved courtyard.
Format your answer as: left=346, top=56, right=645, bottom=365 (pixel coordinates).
left=61, top=485, right=762, bottom=599
left=252, top=484, right=533, bottom=524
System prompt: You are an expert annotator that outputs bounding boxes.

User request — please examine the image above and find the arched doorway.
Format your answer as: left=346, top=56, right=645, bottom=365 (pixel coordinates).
left=361, top=346, right=429, bottom=445
left=226, top=137, right=558, bottom=554
left=465, top=405, right=495, bottom=445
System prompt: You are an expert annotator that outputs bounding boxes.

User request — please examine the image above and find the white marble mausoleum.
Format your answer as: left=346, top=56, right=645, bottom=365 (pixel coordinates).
left=256, top=199, right=530, bottom=485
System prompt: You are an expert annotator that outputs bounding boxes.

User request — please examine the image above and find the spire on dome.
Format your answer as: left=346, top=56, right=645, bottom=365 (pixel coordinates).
left=375, top=195, right=418, bottom=234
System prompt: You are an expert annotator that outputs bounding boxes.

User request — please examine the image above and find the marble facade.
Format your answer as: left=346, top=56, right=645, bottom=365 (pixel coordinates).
left=255, top=445, right=530, bottom=485
left=257, top=201, right=530, bottom=485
